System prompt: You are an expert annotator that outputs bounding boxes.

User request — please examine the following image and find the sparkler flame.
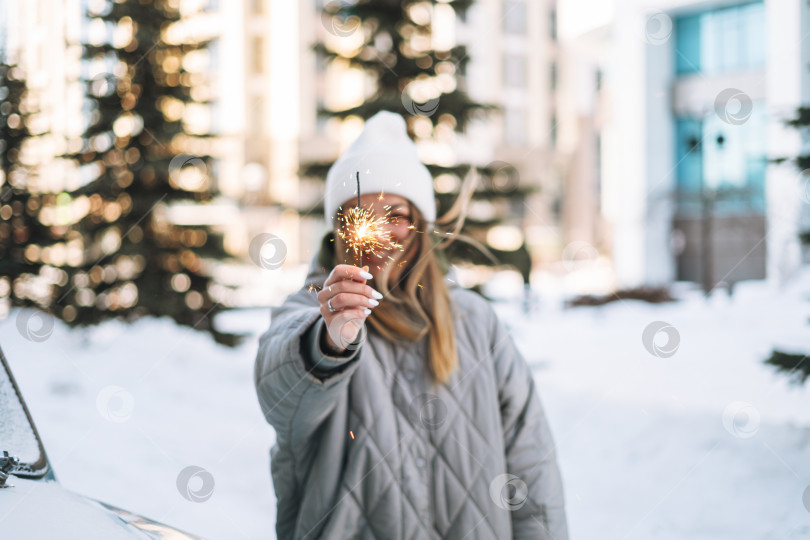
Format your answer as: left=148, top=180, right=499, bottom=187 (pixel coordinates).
left=336, top=204, right=403, bottom=263
left=336, top=171, right=405, bottom=266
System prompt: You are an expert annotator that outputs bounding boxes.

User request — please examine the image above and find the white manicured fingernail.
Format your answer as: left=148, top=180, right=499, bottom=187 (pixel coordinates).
left=363, top=308, right=371, bottom=315
left=359, top=271, right=373, bottom=280
left=371, top=290, right=383, bottom=299
left=368, top=299, right=379, bottom=307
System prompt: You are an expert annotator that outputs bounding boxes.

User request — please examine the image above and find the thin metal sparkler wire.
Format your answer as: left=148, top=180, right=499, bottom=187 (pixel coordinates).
left=356, top=171, right=362, bottom=268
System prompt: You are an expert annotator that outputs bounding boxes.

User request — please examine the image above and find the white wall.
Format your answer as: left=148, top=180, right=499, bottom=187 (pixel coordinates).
left=603, top=3, right=650, bottom=287
left=764, top=0, right=810, bottom=284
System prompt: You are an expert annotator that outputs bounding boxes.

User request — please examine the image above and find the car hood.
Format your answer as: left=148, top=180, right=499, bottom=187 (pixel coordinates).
left=0, top=476, right=202, bottom=539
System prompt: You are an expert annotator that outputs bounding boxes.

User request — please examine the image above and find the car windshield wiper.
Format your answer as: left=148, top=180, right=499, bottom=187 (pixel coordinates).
left=0, top=451, right=21, bottom=488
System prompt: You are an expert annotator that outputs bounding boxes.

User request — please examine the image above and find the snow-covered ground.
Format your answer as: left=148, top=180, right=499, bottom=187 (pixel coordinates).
left=1, top=271, right=809, bottom=539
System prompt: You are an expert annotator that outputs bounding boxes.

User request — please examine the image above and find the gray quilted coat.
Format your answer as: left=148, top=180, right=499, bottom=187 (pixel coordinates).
left=254, top=255, right=569, bottom=539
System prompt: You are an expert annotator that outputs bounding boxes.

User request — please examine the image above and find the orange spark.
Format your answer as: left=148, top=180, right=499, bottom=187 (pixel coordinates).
left=336, top=204, right=404, bottom=261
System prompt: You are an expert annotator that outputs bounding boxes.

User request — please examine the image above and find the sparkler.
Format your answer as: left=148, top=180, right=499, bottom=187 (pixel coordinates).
left=336, top=171, right=404, bottom=268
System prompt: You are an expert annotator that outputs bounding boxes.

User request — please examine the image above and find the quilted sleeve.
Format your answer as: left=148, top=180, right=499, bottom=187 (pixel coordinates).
left=488, top=306, right=569, bottom=540
left=254, top=288, right=365, bottom=452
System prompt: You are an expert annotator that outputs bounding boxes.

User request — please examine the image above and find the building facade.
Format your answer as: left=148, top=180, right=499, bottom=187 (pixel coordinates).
left=597, top=0, right=810, bottom=288
left=4, top=0, right=562, bottom=290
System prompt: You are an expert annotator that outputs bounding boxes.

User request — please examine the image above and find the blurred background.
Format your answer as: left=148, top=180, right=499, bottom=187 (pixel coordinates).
left=1, top=0, right=810, bottom=539
left=3, top=0, right=808, bottom=324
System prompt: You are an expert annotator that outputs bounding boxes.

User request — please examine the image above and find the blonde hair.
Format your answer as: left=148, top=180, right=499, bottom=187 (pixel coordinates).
left=328, top=170, right=482, bottom=385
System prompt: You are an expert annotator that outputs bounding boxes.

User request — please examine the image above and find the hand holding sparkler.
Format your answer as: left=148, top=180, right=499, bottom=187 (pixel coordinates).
left=317, top=264, right=384, bottom=354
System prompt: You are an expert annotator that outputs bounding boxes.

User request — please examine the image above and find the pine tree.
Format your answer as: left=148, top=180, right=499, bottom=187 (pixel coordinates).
left=0, top=64, right=51, bottom=302
left=4, top=0, right=238, bottom=345
left=303, top=0, right=536, bottom=284
left=0, top=64, right=29, bottom=185
left=764, top=106, right=810, bottom=383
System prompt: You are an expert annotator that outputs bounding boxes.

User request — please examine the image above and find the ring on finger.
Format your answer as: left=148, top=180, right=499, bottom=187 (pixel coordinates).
left=327, top=297, right=337, bottom=312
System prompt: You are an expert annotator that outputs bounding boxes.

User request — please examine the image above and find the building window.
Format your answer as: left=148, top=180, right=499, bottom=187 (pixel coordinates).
left=250, top=98, right=264, bottom=134
left=503, top=0, right=526, bottom=35
left=503, top=53, right=526, bottom=88
left=549, top=9, right=557, bottom=41
left=594, top=133, right=602, bottom=205
left=674, top=2, right=766, bottom=75
left=675, top=105, right=767, bottom=216
left=504, top=107, right=527, bottom=147
left=252, top=37, right=264, bottom=73
left=550, top=113, right=557, bottom=147
left=550, top=61, right=557, bottom=92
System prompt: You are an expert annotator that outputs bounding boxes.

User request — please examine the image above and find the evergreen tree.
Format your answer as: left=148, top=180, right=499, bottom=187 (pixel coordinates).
left=3, top=0, right=238, bottom=344
left=765, top=351, right=810, bottom=385
left=0, top=63, right=51, bottom=301
left=303, top=0, right=536, bottom=283
left=764, top=105, right=810, bottom=383
left=0, top=64, right=29, bottom=185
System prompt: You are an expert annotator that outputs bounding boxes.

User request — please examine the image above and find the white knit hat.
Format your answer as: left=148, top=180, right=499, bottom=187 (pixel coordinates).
left=324, top=111, right=436, bottom=224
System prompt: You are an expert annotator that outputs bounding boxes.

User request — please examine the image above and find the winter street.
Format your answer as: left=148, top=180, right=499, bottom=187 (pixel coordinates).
left=4, top=0, right=810, bottom=538
left=3, top=270, right=808, bottom=539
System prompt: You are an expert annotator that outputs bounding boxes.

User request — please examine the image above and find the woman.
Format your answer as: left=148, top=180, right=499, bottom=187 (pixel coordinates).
left=255, top=111, right=568, bottom=539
